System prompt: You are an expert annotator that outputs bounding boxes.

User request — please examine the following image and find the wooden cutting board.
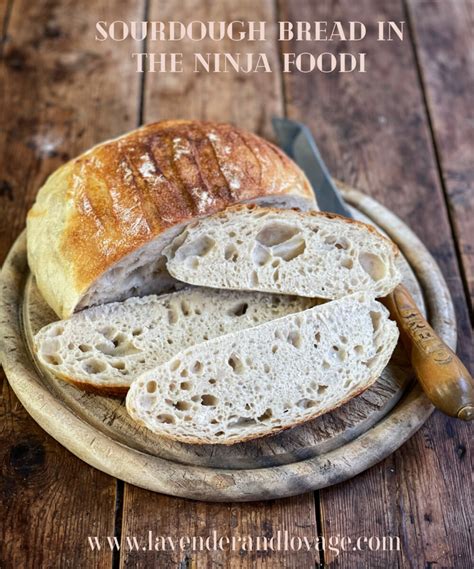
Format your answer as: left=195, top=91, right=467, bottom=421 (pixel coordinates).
left=0, top=187, right=456, bottom=501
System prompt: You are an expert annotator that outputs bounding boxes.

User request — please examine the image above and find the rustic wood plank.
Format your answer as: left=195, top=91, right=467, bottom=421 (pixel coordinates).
left=121, top=1, right=318, bottom=566
left=406, top=0, right=474, bottom=311
left=279, top=0, right=473, bottom=567
left=0, top=0, right=144, bottom=567
left=143, top=0, right=283, bottom=140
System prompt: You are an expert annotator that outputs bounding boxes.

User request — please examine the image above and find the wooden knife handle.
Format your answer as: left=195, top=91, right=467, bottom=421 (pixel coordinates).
left=384, top=284, right=474, bottom=420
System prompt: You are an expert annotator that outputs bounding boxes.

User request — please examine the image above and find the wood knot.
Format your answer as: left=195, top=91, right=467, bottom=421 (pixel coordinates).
left=9, top=439, right=45, bottom=477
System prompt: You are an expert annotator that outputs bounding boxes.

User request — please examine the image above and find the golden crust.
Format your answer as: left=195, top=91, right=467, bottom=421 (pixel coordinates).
left=27, top=120, right=315, bottom=318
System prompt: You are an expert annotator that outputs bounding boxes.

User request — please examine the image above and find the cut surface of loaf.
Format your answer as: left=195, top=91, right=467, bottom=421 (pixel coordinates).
left=34, top=288, right=317, bottom=395
left=165, top=205, right=401, bottom=299
left=126, top=294, right=399, bottom=444
left=27, top=120, right=317, bottom=318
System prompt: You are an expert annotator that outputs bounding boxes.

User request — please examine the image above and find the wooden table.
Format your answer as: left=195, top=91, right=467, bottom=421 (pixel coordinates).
left=1, top=1, right=472, bottom=567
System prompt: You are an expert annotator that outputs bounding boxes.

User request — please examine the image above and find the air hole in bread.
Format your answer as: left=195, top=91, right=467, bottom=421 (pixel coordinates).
left=228, top=417, right=257, bottom=429
left=271, top=259, right=280, bottom=268
left=170, top=360, right=181, bottom=371
left=111, top=361, right=126, bottom=370
left=180, top=369, right=189, bottom=377
left=354, top=345, right=364, bottom=355
left=365, top=356, right=378, bottom=369
left=146, top=381, right=157, bottom=393
left=359, top=252, right=386, bottom=282
left=99, top=326, right=116, bottom=339
left=271, top=345, right=278, bottom=354
left=317, top=385, right=328, bottom=394
left=297, top=398, right=316, bottom=409
left=250, top=270, right=259, bottom=286
left=341, top=257, right=354, bottom=270
left=272, top=269, right=280, bottom=282
left=51, top=326, right=64, bottom=336
left=370, top=311, right=382, bottom=333
left=157, top=414, right=175, bottom=424
left=228, top=302, right=248, bottom=317
left=224, top=244, right=239, bottom=262
left=192, top=361, right=203, bottom=374
left=180, top=300, right=191, bottom=316
left=178, top=235, right=216, bottom=259
left=228, top=355, right=245, bottom=375
left=272, top=237, right=306, bottom=261
left=322, top=360, right=330, bottom=370
left=79, top=344, right=92, bottom=353
left=132, top=328, right=143, bottom=336
left=45, top=354, right=61, bottom=366
left=180, top=381, right=192, bottom=391
left=340, top=335, right=348, bottom=344
left=208, top=378, right=216, bottom=385
left=324, top=234, right=337, bottom=245
left=257, top=408, right=273, bottom=421
left=337, top=349, right=347, bottom=362
left=256, top=223, right=300, bottom=247
left=82, top=358, right=107, bottom=374
left=96, top=342, right=114, bottom=355
left=344, top=379, right=352, bottom=388
left=201, top=394, right=218, bottom=406
left=288, top=330, right=303, bottom=349
left=263, top=363, right=271, bottom=374
left=168, top=308, right=178, bottom=324
left=335, top=237, right=350, bottom=250
left=174, top=400, right=191, bottom=411
left=252, top=243, right=271, bottom=267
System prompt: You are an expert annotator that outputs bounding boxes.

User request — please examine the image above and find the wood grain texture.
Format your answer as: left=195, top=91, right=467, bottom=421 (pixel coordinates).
left=0, top=0, right=144, bottom=567
left=407, top=0, right=474, bottom=312
left=144, top=0, right=283, bottom=140
left=279, top=0, right=473, bottom=566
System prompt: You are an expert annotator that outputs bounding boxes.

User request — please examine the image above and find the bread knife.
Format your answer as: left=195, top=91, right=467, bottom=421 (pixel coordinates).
left=272, top=117, right=474, bottom=421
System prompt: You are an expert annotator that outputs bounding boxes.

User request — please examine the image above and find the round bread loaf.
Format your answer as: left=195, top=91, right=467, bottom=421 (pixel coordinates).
left=27, top=120, right=316, bottom=318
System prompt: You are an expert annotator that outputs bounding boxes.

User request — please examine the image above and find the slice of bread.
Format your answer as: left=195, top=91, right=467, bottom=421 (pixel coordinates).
left=34, top=288, right=317, bottom=395
left=164, top=205, right=401, bottom=299
left=126, top=294, right=399, bottom=444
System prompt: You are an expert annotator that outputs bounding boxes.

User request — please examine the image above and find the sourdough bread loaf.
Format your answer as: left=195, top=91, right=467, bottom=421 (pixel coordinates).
left=34, top=288, right=317, bottom=395
left=27, top=121, right=316, bottom=318
left=164, top=205, right=401, bottom=299
left=126, top=294, right=399, bottom=444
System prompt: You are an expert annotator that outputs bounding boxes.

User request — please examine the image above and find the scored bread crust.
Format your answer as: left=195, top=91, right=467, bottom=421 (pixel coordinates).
left=27, top=120, right=316, bottom=318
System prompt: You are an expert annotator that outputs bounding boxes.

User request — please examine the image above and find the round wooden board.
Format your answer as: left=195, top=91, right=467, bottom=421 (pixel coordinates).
left=0, top=188, right=456, bottom=501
